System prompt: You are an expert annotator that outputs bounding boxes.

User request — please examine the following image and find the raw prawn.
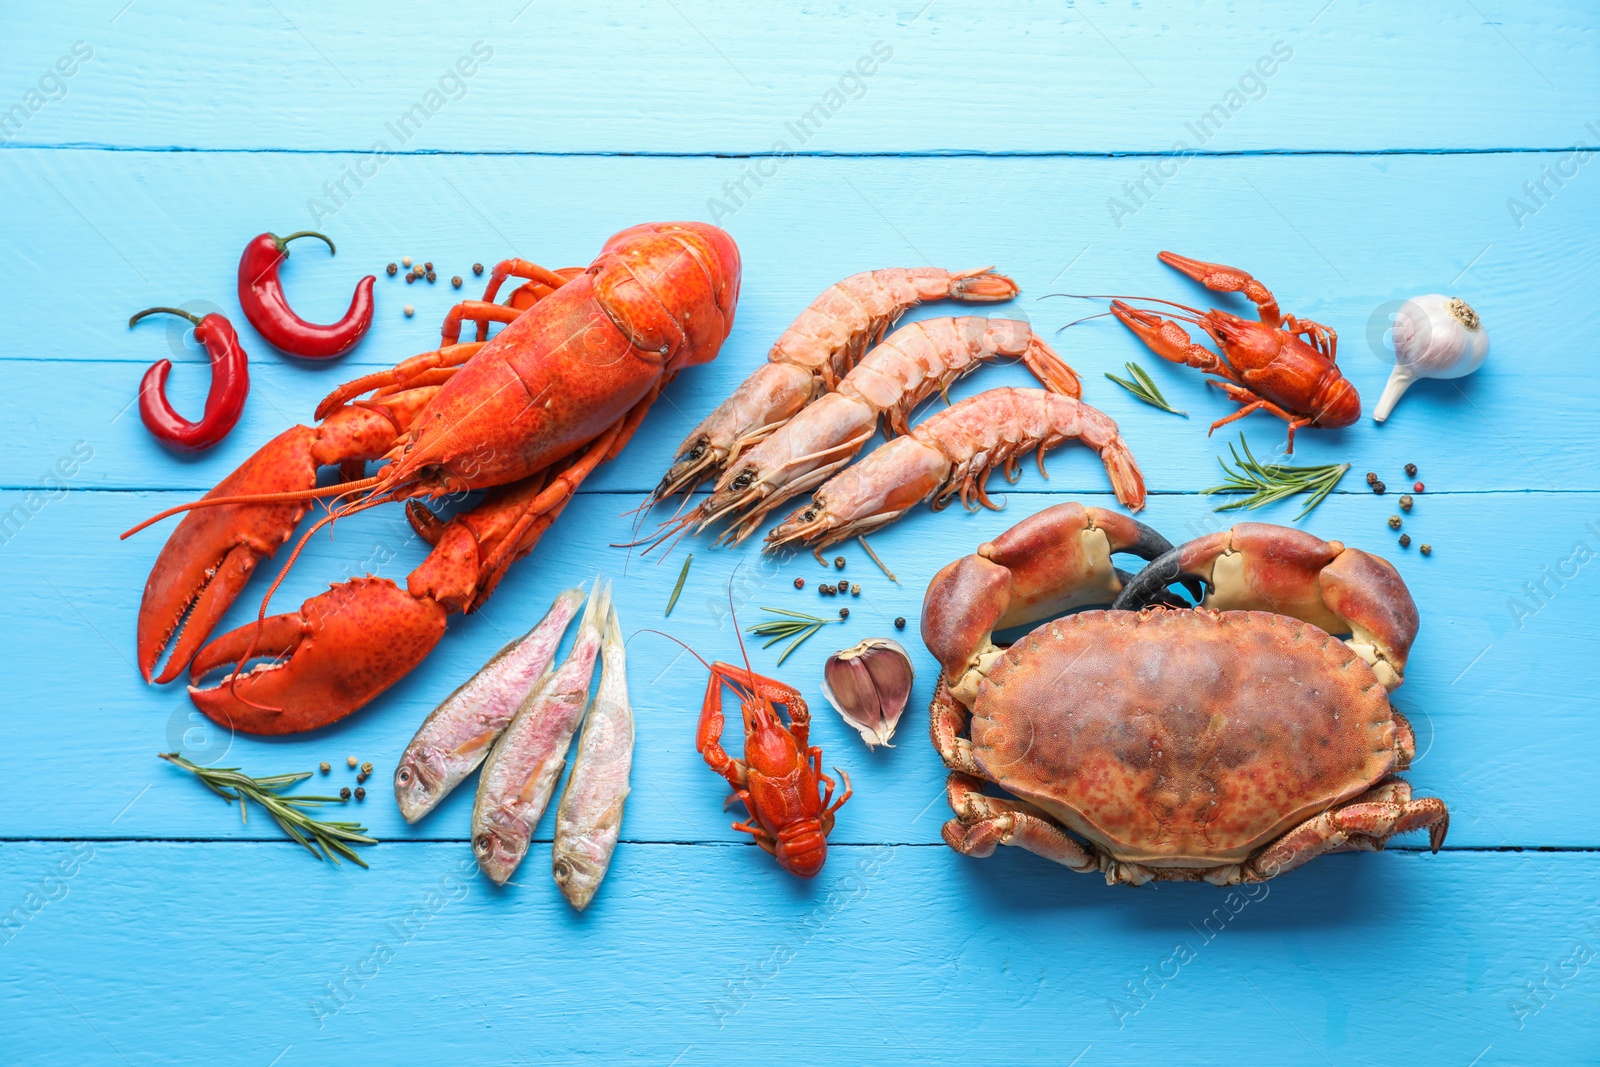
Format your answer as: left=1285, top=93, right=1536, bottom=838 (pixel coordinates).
left=766, top=387, right=1146, bottom=555
left=684, top=317, right=1081, bottom=546
left=652, top=267, right=1019, bottom=500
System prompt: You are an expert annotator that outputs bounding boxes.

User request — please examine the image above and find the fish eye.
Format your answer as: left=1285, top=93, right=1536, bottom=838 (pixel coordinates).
left=396, top=766, right=411, bottom=783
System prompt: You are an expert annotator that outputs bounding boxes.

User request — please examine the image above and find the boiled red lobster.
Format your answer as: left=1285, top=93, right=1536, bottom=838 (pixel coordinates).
left=127, top=222, right=741, bottom=735
left=1099, top=252, right=1360, bottom=451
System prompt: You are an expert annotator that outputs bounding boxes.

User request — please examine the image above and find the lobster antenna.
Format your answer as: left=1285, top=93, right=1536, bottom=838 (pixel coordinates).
left=120, top=475, right=384, bottom=539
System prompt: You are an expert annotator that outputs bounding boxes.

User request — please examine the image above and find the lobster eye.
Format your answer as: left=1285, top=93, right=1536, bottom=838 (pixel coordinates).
left=687, top=445, right=704, bottom=460
left=734, top=471, right=753, bottom=489
left=803, top=508, right=818, bottom=521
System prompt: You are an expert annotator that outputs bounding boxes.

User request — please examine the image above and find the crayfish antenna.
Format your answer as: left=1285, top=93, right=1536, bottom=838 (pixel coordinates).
left=120, top=476, right=385, bottom=539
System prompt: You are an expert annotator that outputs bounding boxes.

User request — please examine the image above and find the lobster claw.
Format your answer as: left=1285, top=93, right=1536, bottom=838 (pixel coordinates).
left=188, top=577, right=447, bottom=735
left=137, top=426, right=322, bottom=683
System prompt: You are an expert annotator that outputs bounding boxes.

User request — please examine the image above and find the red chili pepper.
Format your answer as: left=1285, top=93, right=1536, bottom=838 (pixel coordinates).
left=130, top=307, right=250, bottom=452
left=237, top=230, right=374, bottom=359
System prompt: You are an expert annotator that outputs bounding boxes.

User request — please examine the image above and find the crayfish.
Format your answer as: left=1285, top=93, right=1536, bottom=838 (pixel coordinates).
left=691, top=643, right=852, bottom=878
left=1092, top=252, right=1360, bottom=451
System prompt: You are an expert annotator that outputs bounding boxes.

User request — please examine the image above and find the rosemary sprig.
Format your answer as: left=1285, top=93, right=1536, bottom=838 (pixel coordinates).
left=159, top=753, right=377, bottom=867
left=1202, top=434, right=1350, bottom=521
left=1105, top=361, right=1186, bottom=416
left=665, top=553, right=693, bottom=616
left=746, top=606, right=843, bottom=666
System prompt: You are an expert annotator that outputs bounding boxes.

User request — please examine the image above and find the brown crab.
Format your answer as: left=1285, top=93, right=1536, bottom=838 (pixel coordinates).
left=921, top=505, right=1448, bottom=885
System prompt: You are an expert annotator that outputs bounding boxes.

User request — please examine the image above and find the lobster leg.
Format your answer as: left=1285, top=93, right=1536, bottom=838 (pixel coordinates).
left=1156, top=251, right=1283, bottom=329
left=315, top=342, right=485, bottom=420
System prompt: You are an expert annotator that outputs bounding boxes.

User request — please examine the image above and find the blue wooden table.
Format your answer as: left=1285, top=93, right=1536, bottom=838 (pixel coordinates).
left=4, top=3, right=1598, bottom=1063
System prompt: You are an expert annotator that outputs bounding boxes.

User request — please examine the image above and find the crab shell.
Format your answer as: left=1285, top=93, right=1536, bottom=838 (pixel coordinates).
left=924, top=511, right=1447, bottom=885
left=971, top=607, right=1402, bottom=868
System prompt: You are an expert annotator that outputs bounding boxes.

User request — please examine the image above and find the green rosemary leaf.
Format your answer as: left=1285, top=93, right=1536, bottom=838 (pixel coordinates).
left=160, top=753, right=375, bottom=868
left=1105, top=361, right=1186, bottom=416
left=665, top=554, right=693, bottom=616
left=1202, top=433, right=1350, bottom=521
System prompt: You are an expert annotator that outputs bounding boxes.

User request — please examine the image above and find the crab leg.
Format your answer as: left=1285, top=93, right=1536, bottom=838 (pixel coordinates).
left=1243, top=777, right=1449, bottom=882
left=941, top=772, right=1103, bottom=874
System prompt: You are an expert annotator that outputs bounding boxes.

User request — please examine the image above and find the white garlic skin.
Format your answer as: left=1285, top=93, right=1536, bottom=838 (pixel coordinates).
left=1374, top=295, right=1488, bottom=422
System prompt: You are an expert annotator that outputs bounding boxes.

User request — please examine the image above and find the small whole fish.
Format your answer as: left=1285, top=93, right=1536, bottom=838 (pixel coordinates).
left=553, top=605, right=634, bottom=910
left=394, top=586, right=586, bottom=823
left=473, top=579, right=612, bottom=885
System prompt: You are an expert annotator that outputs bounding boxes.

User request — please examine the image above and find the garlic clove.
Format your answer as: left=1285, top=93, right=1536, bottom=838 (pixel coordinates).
left=1375, top=295, right=1489, bottom=422
left=820, top=638, right=914, bottom=748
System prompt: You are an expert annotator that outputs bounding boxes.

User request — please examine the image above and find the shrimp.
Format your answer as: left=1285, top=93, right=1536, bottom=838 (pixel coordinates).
left=765, top=387, right=1147, bottom=555
left=651, top=267, right=1019, bottom=501
left=688, top=317, right=1081, bottom=546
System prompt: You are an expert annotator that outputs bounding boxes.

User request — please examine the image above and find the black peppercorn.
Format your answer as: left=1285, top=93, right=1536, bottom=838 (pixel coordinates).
left=424, top=262, right=433, bottom=271
left=1365, top=471, right=1378, bottom=486
left=339, top=786, right=352, bottom=800
left=473, top=263, right=484, bottom=275
left=426, top=270, right=437, bottom=283
left=838, top=607, right=849, bottom=619
left=1372, top=481, right=1386, bottom=495
left=406, top=272, right=417, bottom=284
left=452, top=275, right=463, bottom=288
left=1398, top=534, right=1411, bottom=548
left=354, top=787, right=366, bottom=801
left=386, top=263, right=398, bottom=276
left=833, top=556, right=846, bottom=569
left=1404, top=463, right=1418, bottom=478
left=793, top=577, right=805, bottom=589
left=894, top=617, right=906, bottom=629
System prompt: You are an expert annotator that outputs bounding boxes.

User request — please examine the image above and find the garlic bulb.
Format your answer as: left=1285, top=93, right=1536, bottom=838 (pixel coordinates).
left=820, top=638, right=914, bottom=748
left=1374, top=295, right=1488, bottom=422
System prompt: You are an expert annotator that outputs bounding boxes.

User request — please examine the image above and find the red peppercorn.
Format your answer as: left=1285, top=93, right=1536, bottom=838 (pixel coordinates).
left=1413, top=481, right=1424, bottom=493
left=793, top=577, right=805, bottom=589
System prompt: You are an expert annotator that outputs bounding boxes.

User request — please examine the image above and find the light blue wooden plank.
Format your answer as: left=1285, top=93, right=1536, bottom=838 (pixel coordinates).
left=5, top=1, right=1599, bottom=153
left=2, top=487, right=1592, bottom=848
left=1, top=842, right=1595, bottom=1065
left=0, top=149, right=1593, bottom=493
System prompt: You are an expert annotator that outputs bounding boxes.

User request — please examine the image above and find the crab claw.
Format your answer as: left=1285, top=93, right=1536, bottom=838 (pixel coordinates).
left=188, top=577, right=447, bottom=735
left=1114, top=523, right=1418, bottom=688
left=921, top=503, right=1180, bottom=706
